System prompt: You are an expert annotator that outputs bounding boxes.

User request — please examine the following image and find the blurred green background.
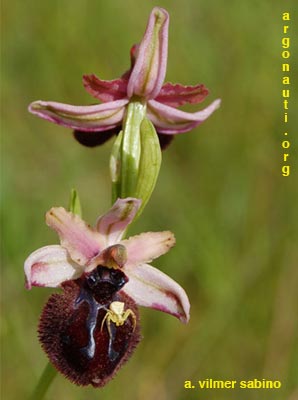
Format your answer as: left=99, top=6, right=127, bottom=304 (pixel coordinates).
left=2, top=1, right=298, bottom=399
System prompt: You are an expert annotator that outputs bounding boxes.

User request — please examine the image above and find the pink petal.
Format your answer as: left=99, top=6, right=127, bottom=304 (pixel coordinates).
left=96, top=198, right=141, bottom=247
left=155, top=82, right=209, bottom=107
left=28, top=99, right=128, bottom=132
left=127, top=7, right=169, bottom=99
left=122, top=231, right=175, bottom=268
left=24, top=245, right=83, bottom=289
left=123, top=263, right=190, bottom=323
left=83, top=74, right=128, bottom=102
left=147, top=98, right=221, bottom=134
left=46, top=207, right=104, bottom=266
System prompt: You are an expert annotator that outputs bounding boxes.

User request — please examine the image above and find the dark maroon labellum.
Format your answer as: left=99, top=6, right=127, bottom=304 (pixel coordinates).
left=73, top=128, right=118, bottom=147
left=73, top=128, right=173, bottom=150
left=158, top=132, right=174, bottom=150
left=38, top=266, right=141, bottom=387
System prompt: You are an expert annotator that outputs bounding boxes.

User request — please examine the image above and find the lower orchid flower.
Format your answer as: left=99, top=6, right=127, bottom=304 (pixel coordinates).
left=25, top=197, right=190, bottom=387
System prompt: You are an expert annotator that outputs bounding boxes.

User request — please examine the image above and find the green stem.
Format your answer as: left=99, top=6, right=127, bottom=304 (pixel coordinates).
left=29, top=362, right=57, bottom=400
left=121, top=100, right=147, bottom=197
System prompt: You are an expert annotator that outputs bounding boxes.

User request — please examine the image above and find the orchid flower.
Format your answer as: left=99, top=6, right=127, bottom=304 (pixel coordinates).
left=29, top=7, right=220, bottom=147
left=25, top=197, right=189, bottom=322
left=24, top=198, right=190, bottom=386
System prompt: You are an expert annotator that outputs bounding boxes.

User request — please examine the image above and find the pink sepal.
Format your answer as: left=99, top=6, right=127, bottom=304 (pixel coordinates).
left=123, top=263, right=190, bottom=323
left=147, top=98, right=221, bottom=134
left=96, top=198, right=141, bottom=247
left=24, top=245, right=83, bottom=289
left=127, top=7, right=169, bottom=99
left=28, top=99, right=128, bottom=132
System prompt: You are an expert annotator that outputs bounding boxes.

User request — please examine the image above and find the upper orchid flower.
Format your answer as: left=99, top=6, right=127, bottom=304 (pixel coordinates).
left=25, top=197, right=189, bottom=387
left=29, top=7, right=220, bottom=145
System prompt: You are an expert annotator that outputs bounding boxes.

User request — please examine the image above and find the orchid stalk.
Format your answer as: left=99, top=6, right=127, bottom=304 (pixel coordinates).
left=25, top=6, right=221, bottom=396
left=110, top=102, right=161, bottom=216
